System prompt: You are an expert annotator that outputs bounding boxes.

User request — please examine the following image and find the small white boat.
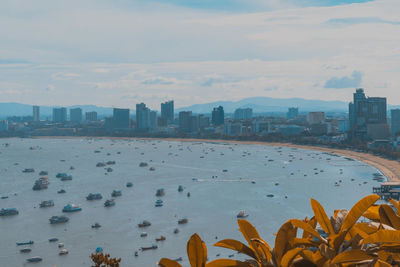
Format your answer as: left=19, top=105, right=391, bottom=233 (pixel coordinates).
left=237, top=210, right=249, bottom=218
left=59, top=249, right=68, bottom=255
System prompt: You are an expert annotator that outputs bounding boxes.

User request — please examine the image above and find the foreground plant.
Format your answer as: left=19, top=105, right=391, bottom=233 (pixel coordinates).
left=159, top=195, right=400, bottom=267
left=90, top=253, right=121, bottom=267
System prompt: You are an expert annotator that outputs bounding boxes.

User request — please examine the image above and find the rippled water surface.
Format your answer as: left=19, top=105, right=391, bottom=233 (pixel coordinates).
left=0, top=138, right=383, bottom=266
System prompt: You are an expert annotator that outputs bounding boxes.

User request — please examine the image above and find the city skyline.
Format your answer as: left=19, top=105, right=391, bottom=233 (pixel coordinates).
left=1, top=0, right=400, bottom=109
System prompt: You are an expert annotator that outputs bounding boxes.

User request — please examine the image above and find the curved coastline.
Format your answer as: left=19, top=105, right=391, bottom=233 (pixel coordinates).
left=32, top=136, right=400, bottom=182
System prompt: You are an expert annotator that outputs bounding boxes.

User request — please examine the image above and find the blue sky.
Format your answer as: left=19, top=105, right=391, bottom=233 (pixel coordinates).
left=1, top=0, right=400, bottom=109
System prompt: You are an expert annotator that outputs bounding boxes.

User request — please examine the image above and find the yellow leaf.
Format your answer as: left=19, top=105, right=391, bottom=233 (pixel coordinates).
left=206, top=259, right=252, bottom=267
left=379, top=204, right=400, bottom=229
left=340, top=195, right=380, bottom=232
left=291, top=238, right=320, bottom=247
left=237, top=220, right=261, bottom=247
left=374, top=260, right=393, bottom=267
left=281, top=248, right=304, bottom=267
left=187, top=234, right=207, bottom=267
left=303, top=217, right=317, bottom=239
left=363, top=205, right=381, bottom=221
left=389, top=199, right=400, bottom=216
left=274, top=221, right=296, bottom=264
left=290, top=219, right=324, bottom=241
left=214, top=239, right=257, bottom=260
left=311, top=198, right=334, bottom=235
left=331, top=250, right=375, bottom=264
left=250, top=238, right=273, bottom=263
left=362, top=230, right=400, bottom=244
left=159, top=258, right=184, bottom=267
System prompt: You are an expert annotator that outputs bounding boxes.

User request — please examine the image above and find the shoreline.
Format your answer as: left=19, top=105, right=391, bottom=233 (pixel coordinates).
left=30, top=136, right=400, bottom=182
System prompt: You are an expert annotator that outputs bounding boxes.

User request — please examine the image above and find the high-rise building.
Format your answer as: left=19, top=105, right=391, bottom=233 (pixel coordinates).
left=136, top=103, right=150, bottom=130
left=179, top=111, right=192, bottom=133
left=85, top=111, right=98, bottom=122
left=161, top=100, right=174, bottom=124
left=234, top=108, right=253, bottom=120
left=33, top=106, right=40, bottom=122
left=70, top=108, right=82, bottom=123
left=349, top=88, right=387, bottom=139
left=391, top=109, right=400, bottom=137
left=150, top=110, right=158, bottom=130
left=287, top=108, right=298, bottom=119
left=211, top=106, right=224, bottom=125
left=307, top=112, right=325, bottom=125
left=52, top=107, right=67, bottom=123
left=113, top=108, right=130, bottom=129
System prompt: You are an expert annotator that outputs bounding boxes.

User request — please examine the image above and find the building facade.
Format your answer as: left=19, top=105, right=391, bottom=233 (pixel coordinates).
left=113, top=108, right=130, bottom=130
left=52, top=108, right=67, bottom=123
left=161, top=100, right=174, bottom=124
left=391, top=109, right=400, bottom=137
left=70, top=108, right=82, bottom=123
left=211, top=106, right=224, bottom=125
left=85, top=111, right=98, bottom=122
left=136, top=103, right=150, bottom=131
left=307, top=112, right=325, bottom=125
left=179, top=111, right=192, bottom=133
left=287, top=107, right=299, bottom=119
left=33, top=106, right=40, bottom=122
left=234, top=108, right=253, bottom=120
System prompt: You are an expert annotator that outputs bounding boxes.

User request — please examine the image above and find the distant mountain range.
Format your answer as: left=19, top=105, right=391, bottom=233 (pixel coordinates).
left=1, top=97, right=399, bottom=118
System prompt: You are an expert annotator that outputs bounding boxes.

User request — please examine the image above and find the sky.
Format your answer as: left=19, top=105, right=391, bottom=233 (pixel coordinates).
left=0, top=0, right=399, bottom=110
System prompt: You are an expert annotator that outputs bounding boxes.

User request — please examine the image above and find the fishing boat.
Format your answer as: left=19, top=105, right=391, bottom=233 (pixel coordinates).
left=57, top=189, right=66, bottom=194
left=32, top=177, right=49, bottom=190
left=0, top=208, right=19, bottom=216
left=141, top=244, right=157, bottom=251
left=178, top=185, right=184, bottom=192
left=126, top=182, right=133, bottom=188
left=22, top=168, right=35, bottom=173
left=138, top=220, right=151, bottom=227
left=104, top=199, right=115, bottom=207
left=26, top=257, right=42, bottom=262
left=60, top=175, right=72, bottom=181
left=96, top=162, right=106, bottom=167
left=178, top=218, right=188, bottom=224
left=16, top=241, right=34, bottom=246
left=59, top=249, right=69, bottom=255
left=140, top=232, right=148, bottom=237
left=39, top=171, right=48, bottom=175
left=155, top=199, right=163, bottom=207
left=149, top=166, right=156, bottom=171
left=20, top=248, right=32, bottom=253
left=49, top=216, right=69, bottom=224
left=139, top=162, right=148, bottom=167
left=40, top=200, right=54, bottom=208
left=155, top=236, right=166, bottom=242
left=48, top=238, right=58, bottom=242
left=236, top=210, right=249, bottom=218
left=111, top=190, right=122, bottom=197
left=92, top=222, right=101, bottom=228
left=62, top=204, right=82, bottom=212
left=155, top=188, right=165, bottom=197
left=56, top=173, right=72, bottom=179
left=86, top=193, right=103, bottom=200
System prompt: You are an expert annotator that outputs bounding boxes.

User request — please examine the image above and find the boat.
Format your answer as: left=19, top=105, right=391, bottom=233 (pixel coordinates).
left=237, top=210, right=249, bottom=218
left=149, top=166, right=156, bottom=171
left=22, top=168, right=35, bottom=173
left=57, top=189, right=66, bottom=194
left=106, top=167, right=113, bottom=172
left=155, top=188, right=165, bottom=197
left=56, top=173, right=71, bottom=179
left=61, top=175, right=72, bottom=181
left=59, top=249, right=69, bottom=255
left=32, top=177, right=49, bottom=190
left=92, top=222, right=101, bottom=228
left=17, top=241, right=34, bottom=246
left=155, top=199, right=163, bottom=207
left=178, top=218, right=188, bottom=224
left=174, top=228, right=179, bottom=234
left=141, top=244, right=157, bottom=251
left=106, top=161, right=116, bottom=165
left=134, top=251, right=139, bottom=257
left=96, top=162, right=106, bottom=167
left=1, top=196, right=8, bottom=199
left=155, top=236, right=166, bottom=242
left=104, top=199, right=115, bottom=207
left=58, top=243, right=64, bottom=248
left=39, top=171, right=48, bottom=175
left=126, top=182, right=133, bottom=188
left=20, top=248, right=32, bottom=253
left=111, top=190, right=122, bottom=197
left=96, top=247, right=103, bottom=253
left=178, top=185, right=184, bottom=192
left=40, top=200, right=54, bottom=208
left=48, top=238, right=58, bottom=242
left=62, top=204, right=82, bottom=212
left=139, top=162, right=148, bottom=167
left=86, top=193, right=103, bottom=200
left=26, top=257, right=42, bottom=262
left=266, top=194, right=274, bottom=198
left=49, top=216, right=69, bottom=224
left=140, top=232, right=148, bottom=237
left=138, top=220, right=151, bottom=227
left=0, top=208, right=19, bottom=216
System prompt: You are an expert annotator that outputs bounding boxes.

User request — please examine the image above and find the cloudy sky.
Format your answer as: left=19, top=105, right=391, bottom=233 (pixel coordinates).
left=1, top=0, right=399, bottom=109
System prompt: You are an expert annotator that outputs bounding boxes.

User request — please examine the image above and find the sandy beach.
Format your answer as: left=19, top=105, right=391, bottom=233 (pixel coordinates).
left=33, top=136, right=400, bottom=182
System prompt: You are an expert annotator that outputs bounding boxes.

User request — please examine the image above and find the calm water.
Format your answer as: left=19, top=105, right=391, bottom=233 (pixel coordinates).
left=0, top=138, right=382, bottom=267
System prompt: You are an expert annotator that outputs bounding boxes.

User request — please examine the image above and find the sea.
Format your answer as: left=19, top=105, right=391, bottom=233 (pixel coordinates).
left=0, top=138, right=384, bottom=266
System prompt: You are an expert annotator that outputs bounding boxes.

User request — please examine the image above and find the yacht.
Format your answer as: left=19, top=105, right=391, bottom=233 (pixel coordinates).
left=62, top=204, right=82, bottom=212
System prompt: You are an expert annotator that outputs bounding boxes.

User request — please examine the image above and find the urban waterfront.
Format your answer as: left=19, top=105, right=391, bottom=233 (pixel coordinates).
left=0, top=138, right=383, bottom=266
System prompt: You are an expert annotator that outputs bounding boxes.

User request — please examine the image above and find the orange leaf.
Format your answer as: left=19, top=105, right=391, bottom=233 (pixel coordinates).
left=311, top=198, right=334, bottom=235
left=331, top=250, right=375, bottom=264
left=159, top=258, right=184, bottom=267
left=214, top=239, right=257, bottom=260
left=187, top=234, right=207, bottom=267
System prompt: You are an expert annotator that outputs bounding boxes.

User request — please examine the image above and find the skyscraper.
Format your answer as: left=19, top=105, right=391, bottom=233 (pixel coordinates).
left=179, top=111, right=192, bottom=133
left=307, top=112, right=325, bottom=125
left=287, top=107, right=298, bottom=119
left=150, top=110, right=158, bottom=130
left=161, top=100, right=174, bottom=124
left=70, top=108, right=82, bottom=123
left=234, top=108, right=253, bottom=120
left=52, top=107, right=67, bottom=123
left=349, top=88, right=387, bottom=139
left=211, top=106, right=224, bottom=125
left=33, top=106, right=40, bottom=122
left=136, top=103, right=150, bottom=130
left=113, top=108, right=130, bottom=129
left=85, top=111, right=98, bottom=121
left=391, top=109, right=400, bottom=137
